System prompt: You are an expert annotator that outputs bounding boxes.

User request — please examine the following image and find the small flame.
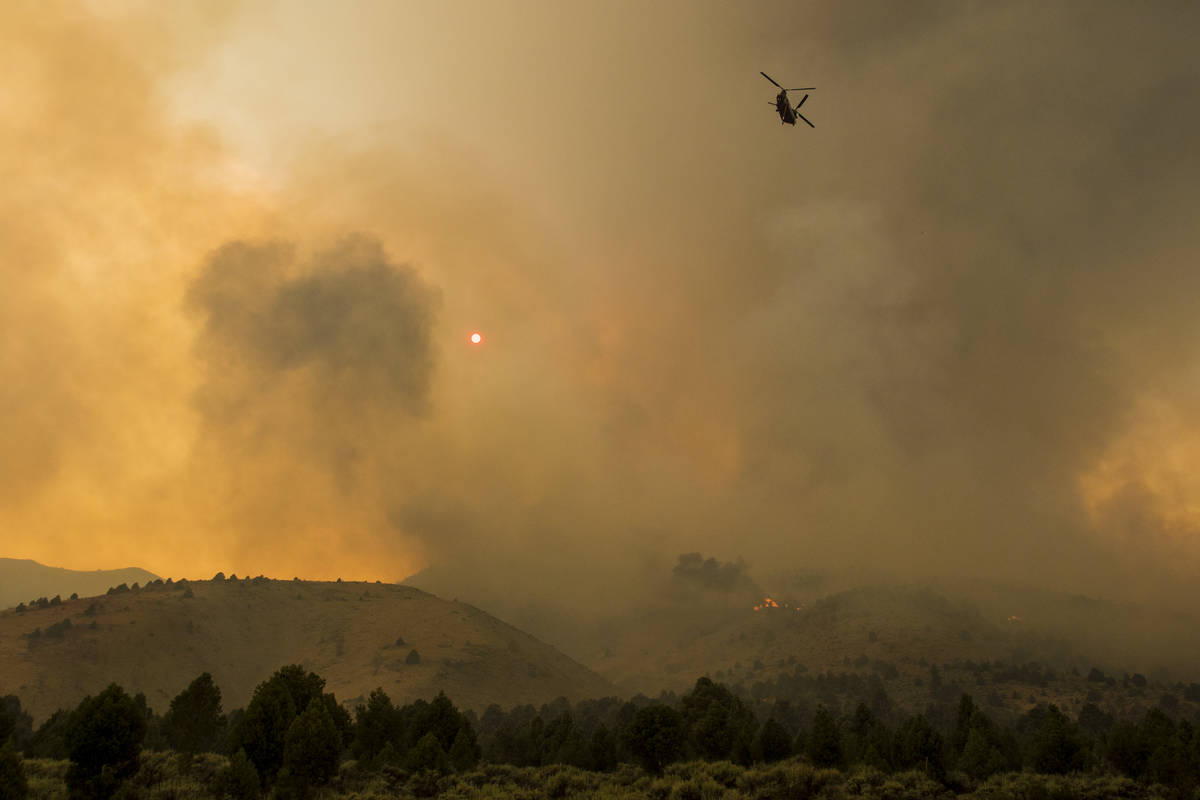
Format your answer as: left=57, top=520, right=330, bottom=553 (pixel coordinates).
left=752, top=595, right=788, bottom=611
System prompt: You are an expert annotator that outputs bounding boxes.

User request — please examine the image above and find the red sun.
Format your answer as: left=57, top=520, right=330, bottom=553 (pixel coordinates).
left=469, top=332, right=483, bottom=345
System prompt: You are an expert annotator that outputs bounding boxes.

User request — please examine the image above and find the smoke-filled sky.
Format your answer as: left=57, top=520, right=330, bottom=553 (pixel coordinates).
left=3, top=0, right=1199, bottom=612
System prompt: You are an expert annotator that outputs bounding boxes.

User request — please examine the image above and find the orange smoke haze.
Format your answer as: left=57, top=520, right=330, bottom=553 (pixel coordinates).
left=2, top=1, right=1200, bottom=618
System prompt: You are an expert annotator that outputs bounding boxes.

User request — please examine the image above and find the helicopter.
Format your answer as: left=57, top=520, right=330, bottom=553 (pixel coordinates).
left=761, top=72, right=815, bottom=128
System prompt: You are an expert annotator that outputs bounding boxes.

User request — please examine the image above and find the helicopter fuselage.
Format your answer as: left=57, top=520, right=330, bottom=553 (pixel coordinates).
left=775, top=90, right=797, bottom=125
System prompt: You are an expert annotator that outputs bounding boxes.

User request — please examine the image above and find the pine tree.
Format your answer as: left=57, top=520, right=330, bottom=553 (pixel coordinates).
left=895, top=715, right=945, bottom=780
left=163, top=673, right=225, bottom=755
left=589, top=724, right=618, bottom=772
left=806, top=706, right=844, bottom=769
left=280, top=699, right=342, bottom=799
left=352, top=689, right=398, bottom=764
left=624, top=704, right=684, bottom=774
left=448, top=725, right=481, bottom=772
left=754, top=718, right=792, bottom=763
left=1030, top=704, right=1083, bottom=775
left=64, top=684, right=147, bottom=800
left=405, top=732, right=449, bottom=775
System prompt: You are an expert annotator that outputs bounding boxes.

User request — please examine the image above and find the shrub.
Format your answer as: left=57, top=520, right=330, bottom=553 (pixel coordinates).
left=0, top=741, right=28, bottom=800
left=216, top=750, right=260, bottom=800
left=737, top=761, right=840, bottom=800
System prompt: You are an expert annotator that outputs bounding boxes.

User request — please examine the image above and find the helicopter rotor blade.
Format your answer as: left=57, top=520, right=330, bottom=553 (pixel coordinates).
left=787, top=87, right=815, bottom=91
left=760, top=71, right=783, bottom=89
left=795, top=93, right=809, bottom=109
left=798, top=113, right=815, bottom=128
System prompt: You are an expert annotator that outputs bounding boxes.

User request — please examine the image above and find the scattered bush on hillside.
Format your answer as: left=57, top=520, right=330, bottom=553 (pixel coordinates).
left=405, top=649, right=421, bottom=665
left=44, top=619, right=72, bottom=639
left=105, top=584, right=129, bottom=596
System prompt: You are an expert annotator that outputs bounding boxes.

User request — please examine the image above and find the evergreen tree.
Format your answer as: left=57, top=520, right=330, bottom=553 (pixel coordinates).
left=405, top=732, right=449, bottom=775
left=624, top=704, right=684, bottom=774
left=589, top=724, right=619, bottom=772
left=0, top=697, right=32, bottom=752
left=25, top=710, right=72, bottom=759
left=679, top=677, right=757, bottom=762
left=352, top=689, right=398, bottom=764
left=845, top=703, right=891, bottom=770
left=0, top=702, right=14, bottom=747
left=754, top=718, right=792, bottom=763
left=806, top=706, right=844, bottom=769
left=1030, top=704, right=1084, bottom=775
left=64, top=684, right=147, bottom=800
left=0, top=741, right=27, bottom=800
left=232, top=679, right=295, bottom=782
left=415, top=692, right=461, bottom=751
left=539, top=712, right=575, bottom=765
left=230, top=665, right=335, bottom=785
left=163, top=673, right=225, bottom=755
left=959, top=726, right=1008, bottom=781
left=448, top=725, right=481, bottom=772
left=894, top=714, right=945, bottom=780
left=1105, top=720, right=1144, bottom=778
left=280, top=699, right=341, bottom=798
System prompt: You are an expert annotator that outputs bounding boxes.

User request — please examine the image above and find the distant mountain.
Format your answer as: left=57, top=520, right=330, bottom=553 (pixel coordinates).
left=0, top=577, right=613, bottom=722
left=0, top=558, right=159, bottom=610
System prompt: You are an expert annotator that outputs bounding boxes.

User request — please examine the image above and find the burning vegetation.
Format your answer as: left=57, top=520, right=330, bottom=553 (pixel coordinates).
left=752, top=596, right=804, bottom=612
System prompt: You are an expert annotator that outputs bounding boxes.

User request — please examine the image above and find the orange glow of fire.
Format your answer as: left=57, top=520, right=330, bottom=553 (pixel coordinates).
left=753, top=595, right=796, bottom=612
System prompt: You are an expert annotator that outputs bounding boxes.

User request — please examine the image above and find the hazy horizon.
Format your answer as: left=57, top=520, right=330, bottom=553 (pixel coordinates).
left=4, top=1, right=1200, bottom=620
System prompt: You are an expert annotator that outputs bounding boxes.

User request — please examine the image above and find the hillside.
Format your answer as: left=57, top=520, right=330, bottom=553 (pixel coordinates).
left=585, top=584, right=1046, bottom=696
left=0, top=576, right=613, bottom=722
left=0, top=558, right=159, bottom=610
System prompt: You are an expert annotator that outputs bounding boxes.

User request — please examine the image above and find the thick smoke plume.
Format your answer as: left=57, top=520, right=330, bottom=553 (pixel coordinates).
left=3, top=1, right=1200, bottom=640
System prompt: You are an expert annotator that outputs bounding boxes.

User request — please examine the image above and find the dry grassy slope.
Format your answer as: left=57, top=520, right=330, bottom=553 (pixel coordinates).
left=0, top=578, right=613, bottom=722
left=589, top=586, right=1046, bottom=695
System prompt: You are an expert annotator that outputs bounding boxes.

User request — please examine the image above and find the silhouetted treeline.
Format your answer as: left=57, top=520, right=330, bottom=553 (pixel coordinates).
left=5, top=667, right=1200, bottom=798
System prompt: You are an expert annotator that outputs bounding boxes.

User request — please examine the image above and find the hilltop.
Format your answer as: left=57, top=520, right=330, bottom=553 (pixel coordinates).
left=0, top=576, right=613, bottom=722
left=0, top=558, right=159, bottom=610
